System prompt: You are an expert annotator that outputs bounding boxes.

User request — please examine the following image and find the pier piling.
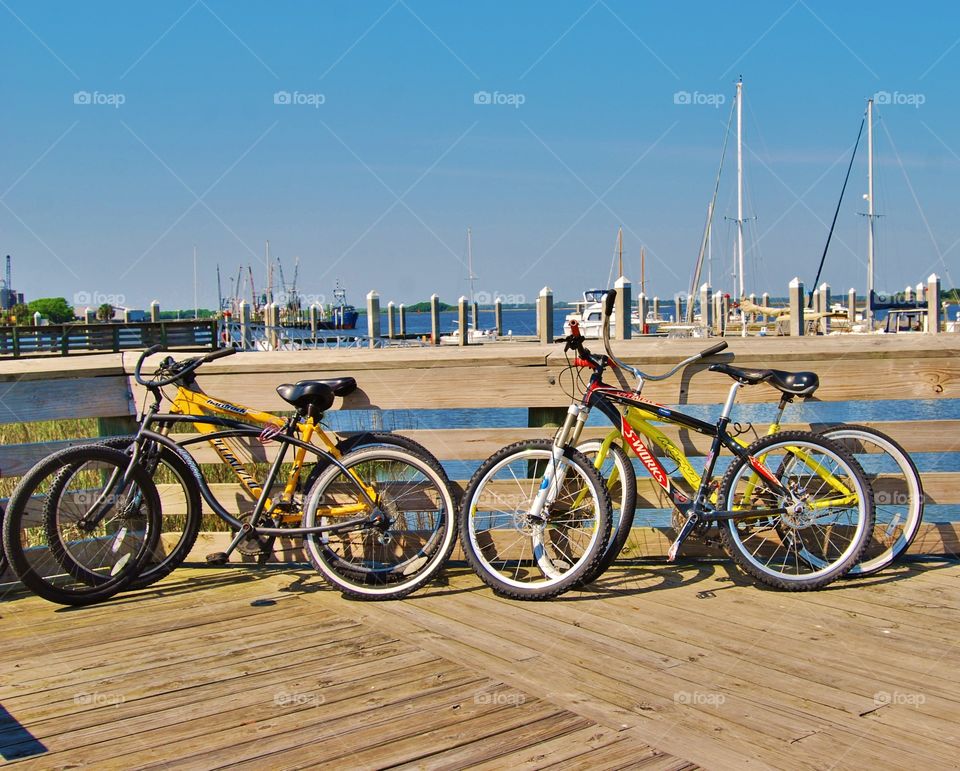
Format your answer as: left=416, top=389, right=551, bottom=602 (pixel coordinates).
left=614, top=276, right=631, bottom=340
left=789, top=278, right=804, bottom=336
left=848, top=288, right=856, bottom=324
left=494, top=298, right=502, bottom=336
left=700, top=284, right=713, bottom=335
left=366, top=291, right=380, bottom=348
left=538, top=286, right=554, bottom=344
left=430, top=294, right=440, bottom=345
left=458, top=296, right=468, bottom=346
left=928, top=273, right=941, bottom=334
left=150, top=301, right=160, bottom=323
left=399, top=303, right=407, bottom=337
left=387, top=301, right=396, bottom=339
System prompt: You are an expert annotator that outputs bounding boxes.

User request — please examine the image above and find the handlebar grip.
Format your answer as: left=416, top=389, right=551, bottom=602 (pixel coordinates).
left=603, top=290, right=616, bottom=317
left=203, top=346, right=237, bottom=362
left=700, top=341, right=729, bottom=358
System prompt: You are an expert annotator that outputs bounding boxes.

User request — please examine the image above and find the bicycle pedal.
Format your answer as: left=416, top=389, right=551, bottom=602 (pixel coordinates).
left=206, top=552, right=229, bottom=565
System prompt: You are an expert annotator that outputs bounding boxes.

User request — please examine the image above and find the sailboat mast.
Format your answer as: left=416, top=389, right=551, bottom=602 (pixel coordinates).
left=216, top=264, right=222, bottom=312
left=707, top=202, right=713, bottom=287
left=467, top=227, right=477, bottom=305
left=736, top=77, right=745, bottom=303
left=193, top=245, right=199, bottom=319
left=617, top=227, right=623, bottom=278
left=866, top=98, right=875, bottom=327
left=640, top=246, right=646, bottom=296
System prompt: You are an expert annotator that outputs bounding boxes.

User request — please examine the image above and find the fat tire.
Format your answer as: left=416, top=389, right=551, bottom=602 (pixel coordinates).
left=3, top=445, right=162, bottom=606
left=302, top=446, right=457, bottom=600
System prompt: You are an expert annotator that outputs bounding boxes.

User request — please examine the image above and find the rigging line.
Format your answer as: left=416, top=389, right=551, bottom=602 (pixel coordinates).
left=687, top=93, right=737, bottom=313
left=808, top=116, right=866, bottom=308
left=879, top=117, right=956, bottom=288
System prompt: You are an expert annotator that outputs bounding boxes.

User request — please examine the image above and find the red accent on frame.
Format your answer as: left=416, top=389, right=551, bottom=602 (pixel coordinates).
left=747, top=456, right=781, bottom=486
left=621, top=415, right=671, bottom=491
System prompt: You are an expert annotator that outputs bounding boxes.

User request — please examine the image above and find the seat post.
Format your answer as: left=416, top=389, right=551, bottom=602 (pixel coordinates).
left=719, top=382, right=742, bottom=421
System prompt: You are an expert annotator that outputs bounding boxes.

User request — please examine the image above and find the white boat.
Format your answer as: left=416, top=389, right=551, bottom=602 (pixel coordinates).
left=563, top=289, right=662, bottom=338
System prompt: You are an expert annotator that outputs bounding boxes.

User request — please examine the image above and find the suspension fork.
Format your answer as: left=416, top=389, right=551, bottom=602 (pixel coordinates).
left=527, top=404, right=590, bottom=520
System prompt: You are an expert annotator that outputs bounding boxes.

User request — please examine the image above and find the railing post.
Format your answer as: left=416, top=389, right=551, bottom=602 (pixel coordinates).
left=699, top=283, right=713, bottom=334
left=150, top=300, right=160, bottom=322
left=471, top=301, right=479, bottom=335
left=11, top=325, right=19, bottom=358
left=366, top=290, right=381, bottom=348
left=637, top=291, right=648, bottom=335
left=494, top=297, right=502, bottom=336
left=819, top=283, right=831, bottom=334
left=614, top=276, right=632, bottom=340
left=538, top=286, right=553, bottom=344
left=652, top=295, right=660, bottom=321
left=387, top=301, right=396, bottom=339
left=789, top=277, right=804, bottom=336
left=398, top=303, right=407, bottom=337
left=848, top=288, right=857, bottom=323
left=761, top=292, right=770, bottom=325
left=430, top=294, right=441, bottom=345
left=457, top=296, right=468, bottom=346
left=928, top=273, right=941, bottom=334
left=904, top=285, right=914, bottom=303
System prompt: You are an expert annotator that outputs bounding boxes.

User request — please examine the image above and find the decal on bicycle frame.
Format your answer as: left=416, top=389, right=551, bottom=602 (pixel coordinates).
left=747, top=456, right=781, bottom=487
left=594, top=387, right=665, bottom=410
left=621, top=416, right=671, bottom=492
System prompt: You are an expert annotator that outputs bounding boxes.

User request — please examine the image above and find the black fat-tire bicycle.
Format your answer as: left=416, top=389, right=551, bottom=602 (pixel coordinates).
left=2, top=444, right=162, bottom=606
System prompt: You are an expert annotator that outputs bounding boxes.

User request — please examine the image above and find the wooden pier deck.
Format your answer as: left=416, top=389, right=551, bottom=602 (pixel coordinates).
left=2, top=557, right=958, bottom=770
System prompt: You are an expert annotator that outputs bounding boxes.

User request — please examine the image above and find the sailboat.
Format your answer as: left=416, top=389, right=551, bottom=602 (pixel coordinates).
left=441, top=228, right=496, bottom=343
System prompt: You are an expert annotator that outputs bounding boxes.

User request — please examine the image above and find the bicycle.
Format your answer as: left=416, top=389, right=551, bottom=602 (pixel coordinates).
left=578, top=366, right=922, bottom=579
left=97, top=346, right=451, bottom=590
left=459, top=291, right=874, bottom=598
left=4, top=346, right=457, bottom=604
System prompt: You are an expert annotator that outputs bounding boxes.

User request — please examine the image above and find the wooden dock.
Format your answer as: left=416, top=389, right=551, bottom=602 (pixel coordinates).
left=2, top=557, right=958, bottom=769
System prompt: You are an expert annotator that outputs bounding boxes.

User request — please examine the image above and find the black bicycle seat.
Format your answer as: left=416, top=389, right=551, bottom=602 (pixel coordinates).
left=315, top=377, right=357, bottom=397
left=276, top=381, right=336, bottom=412
left=709, top=363, right=819, bottom=398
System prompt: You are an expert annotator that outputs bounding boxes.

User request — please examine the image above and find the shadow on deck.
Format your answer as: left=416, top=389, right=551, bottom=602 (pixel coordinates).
left=1, top=557, right=958, bottom=769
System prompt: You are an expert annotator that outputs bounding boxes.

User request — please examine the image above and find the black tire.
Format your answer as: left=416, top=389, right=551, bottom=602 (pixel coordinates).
left=816, top=424, right=924, bottom=577
left=574, top=439, right=637, bottom=585
left=302, top=446, right=457, bottom=600
left=716, top=431, right=874, bottom=591
left=95, top=437, right=202, bottom=589
left=0, top=507, right=8, bottom=582
left=3, top=445, right=162, bottom=606
left=459, top=439, right=612, bottom=600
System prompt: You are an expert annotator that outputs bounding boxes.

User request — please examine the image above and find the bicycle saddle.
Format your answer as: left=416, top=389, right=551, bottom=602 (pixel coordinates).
left=708, top=363, right=819, bottom=398
left=276, top=380, right=336, bottom=412
left=315, top=377, right=357, bottom=397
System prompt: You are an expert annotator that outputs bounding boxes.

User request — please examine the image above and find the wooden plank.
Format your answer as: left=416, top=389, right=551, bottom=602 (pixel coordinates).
left=0, top=376, right=133, bottom=424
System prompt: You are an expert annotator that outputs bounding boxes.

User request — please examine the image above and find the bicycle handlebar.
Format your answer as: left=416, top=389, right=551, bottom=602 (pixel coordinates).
left=599, top=289, right=728, bottom=382
left=134, top=345, right=237, bottom=388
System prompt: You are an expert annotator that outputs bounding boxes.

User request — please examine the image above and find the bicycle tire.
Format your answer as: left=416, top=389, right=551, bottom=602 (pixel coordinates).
left=817, top=424, right=923, bottom=576
left=302, top=446, right=457, bottom=600
left=573, top=439, right=637, bottom=585
left=0, top=507, right=8, bottom=582
left=94, top=437, right=202, bottom=589
left=459, top=439, right=612, bottom=600
left=3, top=445, right=162, bottom=606
left=717, top=431, right=874, bottom=590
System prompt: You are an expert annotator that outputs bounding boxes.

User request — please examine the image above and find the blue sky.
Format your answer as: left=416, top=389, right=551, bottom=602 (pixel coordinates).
left=1, top=1, right=958, bottom=309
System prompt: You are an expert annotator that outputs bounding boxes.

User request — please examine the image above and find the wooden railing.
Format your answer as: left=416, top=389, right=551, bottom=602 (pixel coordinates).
left=0, top=320, right=218, bottom=358
left=2, top=334, right=959, bottom=569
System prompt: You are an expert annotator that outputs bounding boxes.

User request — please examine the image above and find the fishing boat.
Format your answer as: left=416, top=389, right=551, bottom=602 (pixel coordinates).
left=316, top=282, right=359, bottom=330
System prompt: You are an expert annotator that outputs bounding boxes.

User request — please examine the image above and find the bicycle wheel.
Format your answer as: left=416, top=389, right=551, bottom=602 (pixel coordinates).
left=716, top=431, right=874, bottom=590
left=459, top=439, right=611, bottom=600
left=818, top=424, right=923, bottom=576
left=3, top=445, right=161, bottom=605
left=96, top=437, right=202, bottom=589
left=302, top=446, right=457, bottom=600
left=0, top=507, right=8, bottom=582
left=574, top=439, right=637, bottom=584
